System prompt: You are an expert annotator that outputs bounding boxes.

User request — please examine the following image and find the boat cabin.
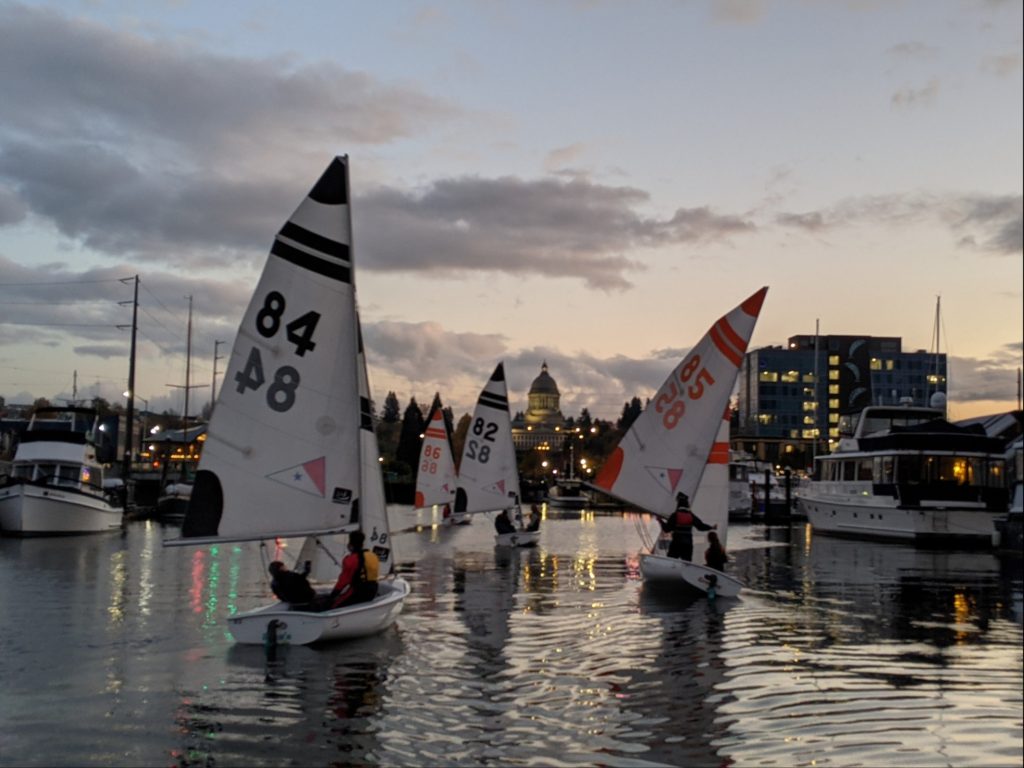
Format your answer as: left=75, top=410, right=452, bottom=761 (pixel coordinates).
left=6, top=407, right=109, bottom=497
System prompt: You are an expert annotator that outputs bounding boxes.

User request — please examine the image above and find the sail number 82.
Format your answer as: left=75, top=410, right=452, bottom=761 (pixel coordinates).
left=465, top=417, right=498, bottom=463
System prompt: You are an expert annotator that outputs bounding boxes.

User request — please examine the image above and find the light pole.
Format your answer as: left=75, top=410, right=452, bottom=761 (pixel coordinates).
left=123, top=391, right=148, bottom=463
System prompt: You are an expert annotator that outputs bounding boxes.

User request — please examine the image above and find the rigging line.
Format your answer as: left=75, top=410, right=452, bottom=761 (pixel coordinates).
left=134, top=326, right=179, bottom=359
left=138, top=280, right=187, bottom=328
left=0, top=277, right=129, bottom=287
left=137, top=305, right=183, bottom=345
left=0, top=321, right=119, bottom=328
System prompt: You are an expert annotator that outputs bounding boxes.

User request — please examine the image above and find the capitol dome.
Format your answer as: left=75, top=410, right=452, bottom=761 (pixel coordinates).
left=529, top=362, right=560, bottom=396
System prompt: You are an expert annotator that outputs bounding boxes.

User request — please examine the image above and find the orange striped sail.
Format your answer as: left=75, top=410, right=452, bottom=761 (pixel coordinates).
left=591, top=287, right=767, bottom=519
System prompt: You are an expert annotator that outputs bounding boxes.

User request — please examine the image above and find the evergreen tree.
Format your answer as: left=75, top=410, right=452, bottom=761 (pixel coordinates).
left=452, top=413, right=472, bottom=470
left=617, top=397, right=643, bottom=432
left=578, top=407, right=593, bottom=431
left=382, top=391, right=401, bottom=423
left=396, top=396, right=426, bottom=471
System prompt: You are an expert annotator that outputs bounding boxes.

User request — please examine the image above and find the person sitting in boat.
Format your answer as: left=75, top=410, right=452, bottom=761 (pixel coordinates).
left=268, top=560, right=316, bottom=606
left=525, top=504, right=541, bottom=532
left=494, top=509, right=516, bottom=534
left=326, top=531, right=380, bottom=610
left=704, top=530, right=728, bottom=572
left=661, top=492, right=716, bottom=561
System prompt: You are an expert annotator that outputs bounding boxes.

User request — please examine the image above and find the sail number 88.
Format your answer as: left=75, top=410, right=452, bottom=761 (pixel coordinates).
left=235, top=291, right=322, bottom=412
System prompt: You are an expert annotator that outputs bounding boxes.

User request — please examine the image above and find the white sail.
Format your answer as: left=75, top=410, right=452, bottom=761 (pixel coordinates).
left=175, top=157, right=361, bottom=543
left=414, top=399, right=458, bottom=510
left=592, top=287, right=768, bottom=519
left=455, top=363, right=521, bottom=515
left=356, top=318, right=395, bottom=578
left=691, top=411, right=731, bottom=548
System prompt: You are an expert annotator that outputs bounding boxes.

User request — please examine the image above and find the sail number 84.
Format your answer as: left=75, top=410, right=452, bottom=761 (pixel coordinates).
left=235, top=291, right=321, bottom=413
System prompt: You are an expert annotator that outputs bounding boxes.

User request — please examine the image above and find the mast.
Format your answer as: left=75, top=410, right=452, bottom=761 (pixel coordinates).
left=345, top=156, right=363, bottom=505
left=812, top=318, right=820, bottom=463
left=184, top=295, right=192, bottom=441
left=211, top=339, right=224, bottom=413
left=119, top=275, right=139, bottom=479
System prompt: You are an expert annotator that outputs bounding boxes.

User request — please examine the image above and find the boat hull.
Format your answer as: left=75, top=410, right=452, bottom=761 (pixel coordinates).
left=228, top=578, right=411, bottom=645
left=639, top=553, right=742, bottom=598
left=0, top=482, right=123, bottom=536
left=800, top=494, right=999, bottom=546
left=494, top=530, right=540, bottom=548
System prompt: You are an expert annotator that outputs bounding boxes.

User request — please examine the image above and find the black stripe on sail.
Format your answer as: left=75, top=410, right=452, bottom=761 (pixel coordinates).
left=478, top=392, right=508, bottom=411
left=359, top=396, right=373, bottom=430
left=278, top=222, right=350, bottom=261
left=271, top=240, right=351, bottom=284
left=309, top=156, right=348, bottom=205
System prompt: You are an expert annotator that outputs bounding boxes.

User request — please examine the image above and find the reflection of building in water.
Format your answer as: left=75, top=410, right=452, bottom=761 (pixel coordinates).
left=511, top=362, right=571, bottom=451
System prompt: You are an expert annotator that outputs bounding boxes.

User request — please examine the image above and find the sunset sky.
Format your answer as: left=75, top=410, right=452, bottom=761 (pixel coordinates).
left=0, top=0, right=1021, bottom=423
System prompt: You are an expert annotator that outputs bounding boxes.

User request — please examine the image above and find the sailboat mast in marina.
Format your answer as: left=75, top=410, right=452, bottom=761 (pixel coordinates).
left=166, top=156, right=408, bottom=645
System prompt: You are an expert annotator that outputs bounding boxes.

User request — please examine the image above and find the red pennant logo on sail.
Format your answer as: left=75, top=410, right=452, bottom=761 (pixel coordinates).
left=266, top=457, right=327, bottom=497
left=645, top=466, right=684, bottom=494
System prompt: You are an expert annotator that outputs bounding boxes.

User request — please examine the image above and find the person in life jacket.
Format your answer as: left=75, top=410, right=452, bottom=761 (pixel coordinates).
left=327, top=530, right=380, bottom=609
left=661, top=492, right=716, bottom=561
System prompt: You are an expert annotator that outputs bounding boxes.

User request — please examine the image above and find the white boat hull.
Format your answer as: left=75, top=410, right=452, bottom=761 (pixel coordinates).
left=639, top=553, right=742, bottom=598
left=443, top=511, right=472, bottom=526
left=800, top=494, right=999, bottom=546
left=494, top=530, right=540, bottom=548
left=228, top=578, right=410, bottom=646
left=0, top=483, right=123, bottom=536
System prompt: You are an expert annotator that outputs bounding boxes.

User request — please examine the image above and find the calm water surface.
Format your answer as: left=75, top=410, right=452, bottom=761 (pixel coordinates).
left=0, top=507, right=1020, bottom=767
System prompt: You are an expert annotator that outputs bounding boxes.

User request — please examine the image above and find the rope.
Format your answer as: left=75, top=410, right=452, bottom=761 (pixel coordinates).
left=314, top=537, right=342, bottom=567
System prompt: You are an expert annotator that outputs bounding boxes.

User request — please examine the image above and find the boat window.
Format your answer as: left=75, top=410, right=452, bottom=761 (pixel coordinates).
left=857, top=460, right=873, bottom=481
left=897, top=456, right=922, bottom=484
left=34, top=463, right=57, bottom=482
left=878, top=456, right=895, bottom=483
left=56, top=464, right=80, bottom=487
left=13, top=465, right=32, bottom=479
left=842, top=461, right=857, bottom=481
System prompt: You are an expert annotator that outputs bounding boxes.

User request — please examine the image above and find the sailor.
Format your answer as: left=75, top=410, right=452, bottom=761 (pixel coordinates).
left=327, top=531, right=379, bottom=609
left=661, top=492, right=716, bottom=561
left=268, top=560, right=316, bottom=606
left=494, top=509, right=516, bottom=534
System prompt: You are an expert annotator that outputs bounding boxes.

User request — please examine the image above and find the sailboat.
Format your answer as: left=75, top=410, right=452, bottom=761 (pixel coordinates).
left=590, top=288, right=768, bottom=597
left=454, top=363, right=539, bottom=547
left=414, top=396, right=466, bottom=525
left=167, top=156, right=410, bottom=645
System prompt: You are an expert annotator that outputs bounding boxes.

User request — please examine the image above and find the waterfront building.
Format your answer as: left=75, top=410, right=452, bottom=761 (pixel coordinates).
left=735, top=334, right=947, bottom=467
left=511, top=361, right=572, bottom=452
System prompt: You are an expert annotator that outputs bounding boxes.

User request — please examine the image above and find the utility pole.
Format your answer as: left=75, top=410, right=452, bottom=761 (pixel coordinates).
left=118, top=275, right=139, bottom=481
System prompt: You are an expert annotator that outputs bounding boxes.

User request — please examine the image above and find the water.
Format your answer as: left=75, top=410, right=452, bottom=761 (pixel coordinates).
left=0, top=508, right=1021, bottom=767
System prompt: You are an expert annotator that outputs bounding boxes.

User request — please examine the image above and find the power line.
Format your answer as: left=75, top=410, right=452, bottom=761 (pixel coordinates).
left=0, top=277, right=129, bottom=287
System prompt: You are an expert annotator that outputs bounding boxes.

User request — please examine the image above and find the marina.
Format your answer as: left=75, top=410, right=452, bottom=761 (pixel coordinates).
left=0, top=509, right=1020, bottom=767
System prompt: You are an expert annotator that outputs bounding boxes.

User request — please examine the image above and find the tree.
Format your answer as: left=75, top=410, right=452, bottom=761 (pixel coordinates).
left=395, top=397, right=426, bottom=473
left=31, top=397, right=51, bottom=413
left=452, top=413, right=471, bottom=470
left=578, top=407, right=592, bottom=431
left=382, top=391, right=401, bottom=423
left=618, top=397, right=643, bottom=432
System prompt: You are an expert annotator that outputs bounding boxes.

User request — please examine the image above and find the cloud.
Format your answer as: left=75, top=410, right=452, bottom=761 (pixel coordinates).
left=950, top=345, right=1024, bottom=403
left=0, top=184, right=26, bottom=225
left=891, top=79, right=940, bottom=107
left=886, top=42, right=938, bottom=59
left=982, top=53, right=1021, bottom=77
left=775, top=192, right=1023, bottom=255
left=357, top=175, right=756, bottom=290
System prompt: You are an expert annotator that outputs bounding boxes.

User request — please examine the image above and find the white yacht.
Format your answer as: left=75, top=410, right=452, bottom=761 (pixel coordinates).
left=799, top=399, right=1008, bottom=546
left=0, top=407, right=124, bottom=535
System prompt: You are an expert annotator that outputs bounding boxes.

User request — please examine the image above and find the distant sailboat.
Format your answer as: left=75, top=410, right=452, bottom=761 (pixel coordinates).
left=455, top=363, right=539, bottom=547
left=590, top=288, right=768, bottom=597
left=414, top=395, right=466, bottom=525
left=167, top=156, right=409, bottom=644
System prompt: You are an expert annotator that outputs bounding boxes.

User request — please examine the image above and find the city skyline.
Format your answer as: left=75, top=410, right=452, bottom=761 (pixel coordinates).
left=0, top=1, right=1021, bottom=421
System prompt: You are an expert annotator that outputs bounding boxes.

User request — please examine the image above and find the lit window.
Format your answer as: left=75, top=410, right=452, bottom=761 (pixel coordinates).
left=829, top=413, right=840, bottom=423
left=829, top=427, right=840, bottom=437
left=803, top=415, right=815, bottom=424
left=781, top=371, right=799, bottom=383
left=829, top=384, right=839, bottom=395
left=759, top=372, right=779, bottom=383
left=803, top=401, right=817, bottom=411
left=829, top=398, right=839, bottom=409
left=870, top=358, right=882, bottom=371
left=828, top=355, right=840, bottom=366
left=829, top=370, right=840, bottom=381
left=886, top=360, right=894, bottom=371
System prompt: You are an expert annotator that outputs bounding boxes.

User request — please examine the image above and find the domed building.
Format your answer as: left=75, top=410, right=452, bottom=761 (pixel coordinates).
left=511, top=361, right=571, bottom=451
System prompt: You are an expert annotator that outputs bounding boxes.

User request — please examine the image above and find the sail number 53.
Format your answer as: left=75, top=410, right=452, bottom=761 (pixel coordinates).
left=654, top=354, right=716, bottom=429
left=235, top=291, right=321, bottom=412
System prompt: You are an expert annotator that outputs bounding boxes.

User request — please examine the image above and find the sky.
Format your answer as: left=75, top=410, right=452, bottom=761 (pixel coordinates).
left=0, top=0, right=1021, bottom=424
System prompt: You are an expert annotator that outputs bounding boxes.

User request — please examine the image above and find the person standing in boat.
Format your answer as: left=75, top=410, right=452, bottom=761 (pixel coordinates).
left=326, top=531, right=379, bottom=609
left=268, top=560, right=316, bottom=606
left=661, top=492, right=716, bottom=561
left=704, top=530, right=728, bottom=572
left=526, top=504, right=541, bottom=532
